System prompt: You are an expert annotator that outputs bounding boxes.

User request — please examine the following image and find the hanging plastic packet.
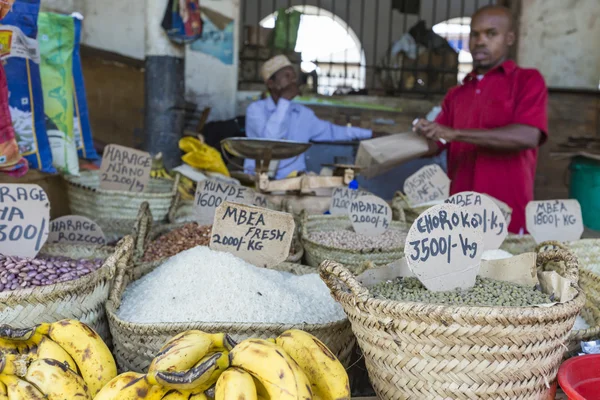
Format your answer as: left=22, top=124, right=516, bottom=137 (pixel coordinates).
left=37, top=12, right=79, bottom=175
left=1, top=0, right=54, bottom=173
left=161, top=0, right=203, bottom=44
left=71, top=13, right=99, bottom=161
left=580, top=340, right=600, bottom=355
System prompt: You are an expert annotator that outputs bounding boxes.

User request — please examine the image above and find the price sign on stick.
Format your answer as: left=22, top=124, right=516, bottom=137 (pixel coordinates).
left=195, top=179, right=255, bottom=225
left=48, top=216, right=107, bottom=246
left=526, top=200, right=583, bottom=243
left=0, top=184, right=50, bottom=258
left=330, top=187, right=368, bottom=215
left=445, top=191, right=508, bottom=250
left=348, top=195, right=392, bottom=236
left=210, top=201, right=295, bottom=268
left=99, top=144, right=152, bottom=192
left=405, top=203, right=484, bottom=291
left=403, top=164, right=450, bottom=207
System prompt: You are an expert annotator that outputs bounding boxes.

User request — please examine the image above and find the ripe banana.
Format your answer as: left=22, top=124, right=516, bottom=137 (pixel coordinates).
left=0, top=375, right=46, bottom=400
left=215, top=367, right=257, bottom=400
left=0, top=381, right=7, bottom=400
left=94, top=372, right=166, bottom=400
left=27, top=335, right=78, bottom=372
left=37, top=319, right=117, bottom=396
left=230, top=339, right=313, bottom=400
left=25, top=358, right=92, bottom=400
left=163, top=389, right=194, bottom=399
left=149, top=331, right=235, bottom=373
left=275, top=330, right=350, bottom=400
left=148, top=351, right=230, bottom=391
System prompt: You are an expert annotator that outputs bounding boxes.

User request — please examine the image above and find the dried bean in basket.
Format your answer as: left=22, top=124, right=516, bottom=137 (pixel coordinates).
left=0, top=255, right=103, bottom=293
left=308, top=228, right=406, bottom=250
left=142, top=223, right=213, bottom=262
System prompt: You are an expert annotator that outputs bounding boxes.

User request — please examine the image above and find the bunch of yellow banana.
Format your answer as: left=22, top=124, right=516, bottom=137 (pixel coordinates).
left=0, top=319, right=117, bottom=399
left=178, top=175, right=197, bottom=201
left=151, top=153, right=174, bottom=180
left=95, top=329, right=349, bottom=400
left=95, top=330, right=236, bottom=400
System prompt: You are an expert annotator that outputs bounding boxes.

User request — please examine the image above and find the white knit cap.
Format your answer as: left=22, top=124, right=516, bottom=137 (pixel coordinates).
left=260, top=55, right=293, bottom=82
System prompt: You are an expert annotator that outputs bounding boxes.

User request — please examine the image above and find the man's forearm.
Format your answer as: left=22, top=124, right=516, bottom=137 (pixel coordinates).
left=452, top=124, right=541, bottom=151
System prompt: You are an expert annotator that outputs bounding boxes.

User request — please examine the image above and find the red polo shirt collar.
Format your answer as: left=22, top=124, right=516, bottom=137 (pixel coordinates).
left=463, top=59, right=517, bottom=83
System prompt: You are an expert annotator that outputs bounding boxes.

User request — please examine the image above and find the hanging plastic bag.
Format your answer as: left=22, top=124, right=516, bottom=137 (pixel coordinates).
left=37, top=12, right=79, bottom=175
left=71, top=13, right=99, bottom=161
left=161, top=0, right=203, bottom=45
left=272, top=8, right=301, bottom=51
left=2, top=0, right=54, bottom=173
left=179, top=136, right=230, bottom=177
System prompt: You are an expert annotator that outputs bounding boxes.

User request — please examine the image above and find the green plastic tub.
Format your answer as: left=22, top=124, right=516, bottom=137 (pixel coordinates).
left=569, top=156, right=600, bottom=230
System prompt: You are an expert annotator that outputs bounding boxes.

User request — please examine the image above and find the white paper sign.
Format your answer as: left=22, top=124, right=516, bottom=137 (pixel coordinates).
left=490, top=196, right=513, bottom=228
left=99, top=144, right=152, bottom=192
left=405, top=203, right=484, bottom=291
left=210, top=201, right=295, bottom=268
left=49, top=216, right=107, bottom=246
left=195, top=179, right=254, bottom=225
left=329, top=187, right=368, bottom=215
left=445, top=191, right=508, bottom=250
left=526, top=200, right=583, bottom=243
left=0, top=184, right=50, bottom=258
left=253, top=192, right=269, bottom=209
left=348, top=195, right=392, bottom=236
left=403, top=164, right=450, bottom=206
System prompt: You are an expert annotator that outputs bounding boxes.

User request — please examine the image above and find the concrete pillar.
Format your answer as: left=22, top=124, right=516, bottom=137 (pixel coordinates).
left=144, top=0, right=186, bottom=170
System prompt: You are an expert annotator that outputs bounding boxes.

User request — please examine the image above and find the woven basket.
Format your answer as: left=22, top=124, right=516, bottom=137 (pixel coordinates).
left=536, top=241, right=600, bottom=353
left=106, top=259, right=354, bottom=373
left=66, top=170, right=179, bottom=222
left=391, top=191, right=431, bottom=224
left=500, top=234, right=538, bottom=255
left=301, top=214, right=407, bottom=273
left=320, top=249, right=585, bottom=400
left=0, top=237, right=133, bottom=346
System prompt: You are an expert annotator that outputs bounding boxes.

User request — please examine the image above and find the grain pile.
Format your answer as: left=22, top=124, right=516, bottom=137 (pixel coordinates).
left=0, top=255, right=103, bottom=292
left=119, top=246, right=345, bottom=324
left=370, top=276, right=552, bottom=307
left=308, top=228, right=406, bottom=250
left=142, top=223, right=212, bottom=262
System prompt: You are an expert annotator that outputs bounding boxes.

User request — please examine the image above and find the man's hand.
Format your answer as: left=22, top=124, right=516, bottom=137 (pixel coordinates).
left=0, top=0, right=15, bottom=19
left=413, top=118, right=457, bottom=142
left=280, top=82, right=300, bottom=101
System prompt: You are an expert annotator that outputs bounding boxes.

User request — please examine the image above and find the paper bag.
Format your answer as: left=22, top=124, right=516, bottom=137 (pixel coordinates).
left=356, top=132, right=430, bottom=178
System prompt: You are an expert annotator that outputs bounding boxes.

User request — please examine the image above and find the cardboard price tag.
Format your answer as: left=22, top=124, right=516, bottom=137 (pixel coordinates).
left=405, top=203, right=484, bottom=291
left=403, top=164, right=450, bottom=206
left=195, top=179, right=255, bottom=225
left=210, top=201, right=295, bottom=268
left=445, top=191, right=508, bottom=250
left=0, top=184, right=50, bottom=258
left=253, top=192, right=269, bottom=209
left=526, top=199, right=583, bottom=243
left=348, top=195, right=391, bottom=236
left=329, top=187, right=368, bottom=215
left=48, top=216, right=107, bottom=246
left=490, top=196, right=513, bottom=228
left=99, top=144, right=152, bottom=192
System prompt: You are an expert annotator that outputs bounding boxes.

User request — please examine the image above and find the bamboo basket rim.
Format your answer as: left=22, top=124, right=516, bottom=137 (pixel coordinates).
left=300, top=213, right=408, bottom=253
left=0, top=238, right=131, bottom=304
left=65, top=171, right=179, bottom=197
left=320, top=248, right=584, bottom=322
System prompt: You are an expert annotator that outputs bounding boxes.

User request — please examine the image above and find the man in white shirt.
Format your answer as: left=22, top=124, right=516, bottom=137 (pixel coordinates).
left=244, top=55, right=386, bottom=179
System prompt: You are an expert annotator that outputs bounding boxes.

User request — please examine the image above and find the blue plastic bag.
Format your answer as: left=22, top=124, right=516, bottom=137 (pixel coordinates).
left=71, top=13, right=99, bottom=160
left=2, top=0, right=54, bottom=173
left=161, top=0, right=203, bottom=44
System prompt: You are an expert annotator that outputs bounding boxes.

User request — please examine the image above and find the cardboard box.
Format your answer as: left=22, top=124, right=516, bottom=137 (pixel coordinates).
left=356, top=132, right=430, bottom=178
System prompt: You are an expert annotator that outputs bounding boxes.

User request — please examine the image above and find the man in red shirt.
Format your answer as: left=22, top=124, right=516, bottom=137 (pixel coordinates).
left=414, top=5, right=548, bottom=234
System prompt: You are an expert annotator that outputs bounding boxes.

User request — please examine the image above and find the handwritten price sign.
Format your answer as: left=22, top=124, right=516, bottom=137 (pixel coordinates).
left=330, top=187, right=368, bottom=215
left=403, top=164, right=450, bottom=207
left=526, top=199, right=583, bottom=243
left=195, top=179, right=254, bottom=225
left=405, top=203, right=484, bottom=291
left=99, top=144, right=152, bottom=192
left=210, top=201, right=295, bottom=268
left=49, top=216, right=107, bottom=246
left=445, top=191, right=507, bottom=250
left=348, top=195, right=391, bottom=236
left=0, top=184, right=50, bottom=258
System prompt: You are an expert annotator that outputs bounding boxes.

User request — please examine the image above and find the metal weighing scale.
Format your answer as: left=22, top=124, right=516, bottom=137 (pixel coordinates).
left=221, top=138, right=361, bottom=214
